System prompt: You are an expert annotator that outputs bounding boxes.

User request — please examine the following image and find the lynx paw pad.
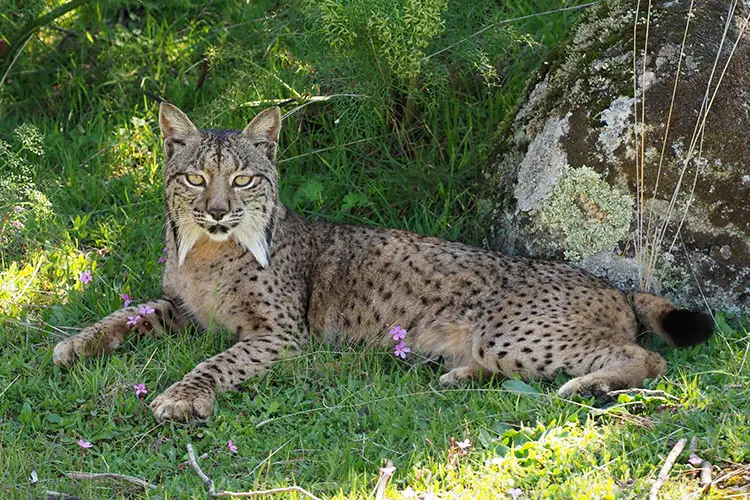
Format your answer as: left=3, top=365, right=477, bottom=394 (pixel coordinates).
left=439, top=366, right=479, bottom=386
left=557, top=377, right=613, bottom=400
left=150, top=382, right=215, bottom=423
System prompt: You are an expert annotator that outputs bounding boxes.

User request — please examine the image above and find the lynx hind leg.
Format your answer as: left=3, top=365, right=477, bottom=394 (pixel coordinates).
left=53, top=298, right=184, bottom=367
left=438, top=330, right=499, bottom=387
left=557, top=342, right=667, bottom=399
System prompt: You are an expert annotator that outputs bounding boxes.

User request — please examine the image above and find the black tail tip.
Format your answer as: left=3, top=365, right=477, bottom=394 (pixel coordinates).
left=661, top=309, right=715, bottom=347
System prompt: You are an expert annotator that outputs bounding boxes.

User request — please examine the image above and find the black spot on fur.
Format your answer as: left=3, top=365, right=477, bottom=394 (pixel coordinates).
left=661, top=309, right=714, bottom=347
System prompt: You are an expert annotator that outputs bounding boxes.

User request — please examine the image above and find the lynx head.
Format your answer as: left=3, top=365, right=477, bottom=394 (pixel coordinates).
left=159, top=103, right=281, bottom=267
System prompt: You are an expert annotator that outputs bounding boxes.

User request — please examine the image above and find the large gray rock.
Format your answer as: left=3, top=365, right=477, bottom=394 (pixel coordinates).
left=484, top=0, right=750, bottom=312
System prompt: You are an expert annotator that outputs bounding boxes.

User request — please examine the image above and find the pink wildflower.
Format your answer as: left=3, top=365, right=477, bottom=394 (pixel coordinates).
left=120, top=293, right=132, bottom=307
left=508, top=488, right=523, bottom=499
left=152, top=435, right=168, bottom=451
left=394, top=341, right=411, bottom=359
left=390, top=325, right=406, bottom=341
left=13, top=206, right=23, bottom=213
left=79, top=270, right=93, bottom=284
left=456, top=439, right=471, bottom=450
left=133, top=383, right=148, bottom=398
left=126, top=315, right=141, bottom=327
left=158, top=256, right=167, bottom=263
left=227, top=440, right=238, bottom=454
left=139, top=305, right=155, bottom=316
left=77, top=439, right=93, bottom=449
left=10, top=220, right=24, bottom=229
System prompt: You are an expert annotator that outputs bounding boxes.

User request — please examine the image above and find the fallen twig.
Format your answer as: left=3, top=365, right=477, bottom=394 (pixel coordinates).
left=180, top=451, right=209, bottom=467
left=606, top=388, right=679, bottom=400
left=186, top=443, right=321, bottom=499
left=709, top=463, right=750, bottom=491
left=688, top=436, right=713, bottom=494
left=65, top=472, right=157, bottom=490
left=186, top=444, right=215, bottom=492
left=649, top=437, right=687, bottom=500
left=698, top=464, right=713, bottom=495
left=374, top=460, right=395, bottom=500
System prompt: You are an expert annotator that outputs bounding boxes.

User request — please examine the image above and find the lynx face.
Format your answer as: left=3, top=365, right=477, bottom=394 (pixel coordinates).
left=159, top=104, right=281, bottom=267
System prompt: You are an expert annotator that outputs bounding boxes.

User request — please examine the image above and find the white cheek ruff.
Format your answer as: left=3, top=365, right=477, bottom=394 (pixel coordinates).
left=177, top=222, right=206, bottom=266
left=176, top=216, right=270, bottom=267
left=231, top=212, right=271, bottom=267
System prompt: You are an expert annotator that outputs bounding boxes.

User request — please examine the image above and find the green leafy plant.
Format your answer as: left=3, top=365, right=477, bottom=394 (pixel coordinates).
left=0, top=0, right=92, bottom=86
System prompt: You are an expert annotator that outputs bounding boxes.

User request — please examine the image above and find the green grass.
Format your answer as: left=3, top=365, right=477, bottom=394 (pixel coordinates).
left=1, top=1, right=748, bottom=498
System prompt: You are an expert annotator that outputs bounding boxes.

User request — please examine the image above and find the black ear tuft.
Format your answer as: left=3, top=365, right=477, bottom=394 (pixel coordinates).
left=661, top=309, right=714, bottom=347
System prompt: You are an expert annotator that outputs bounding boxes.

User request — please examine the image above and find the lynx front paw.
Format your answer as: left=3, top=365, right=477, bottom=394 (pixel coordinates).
left=557, top=376, right=614, bottom=400
left=439, top=365, right=480, bottom=386
left=53, top=337, right=80, bottom=367
left=52, top=325, right=125, bottom=367
left=150, top=381, right=216, bottom=423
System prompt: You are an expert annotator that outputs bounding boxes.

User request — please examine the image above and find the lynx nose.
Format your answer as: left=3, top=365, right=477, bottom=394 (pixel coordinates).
left=208, top=207, right=228, bottom=221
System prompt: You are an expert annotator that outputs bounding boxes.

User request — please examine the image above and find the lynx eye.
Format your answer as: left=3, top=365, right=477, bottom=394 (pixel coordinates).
left=185, top=174, right=206, bottom=187
left=232, top=175, right=255, bottom=188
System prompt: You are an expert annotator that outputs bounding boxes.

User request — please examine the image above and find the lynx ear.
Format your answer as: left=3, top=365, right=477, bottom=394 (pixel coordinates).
left=159, top=102, right=198, bottom=142
left=242, top=107, right=281, bottom=161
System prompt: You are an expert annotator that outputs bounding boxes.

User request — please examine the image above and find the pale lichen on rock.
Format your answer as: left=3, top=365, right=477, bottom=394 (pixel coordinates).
left=514, top=114, right=570, bottom=212
left=538, top=166, right=633, bottom=261
left=597, top=96, right=636, bottom=163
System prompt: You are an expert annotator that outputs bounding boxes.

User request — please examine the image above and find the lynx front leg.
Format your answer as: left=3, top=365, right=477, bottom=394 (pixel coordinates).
left=53, top=297, right=186, bottom=367
left=150, top=329, right=301, bottom=422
